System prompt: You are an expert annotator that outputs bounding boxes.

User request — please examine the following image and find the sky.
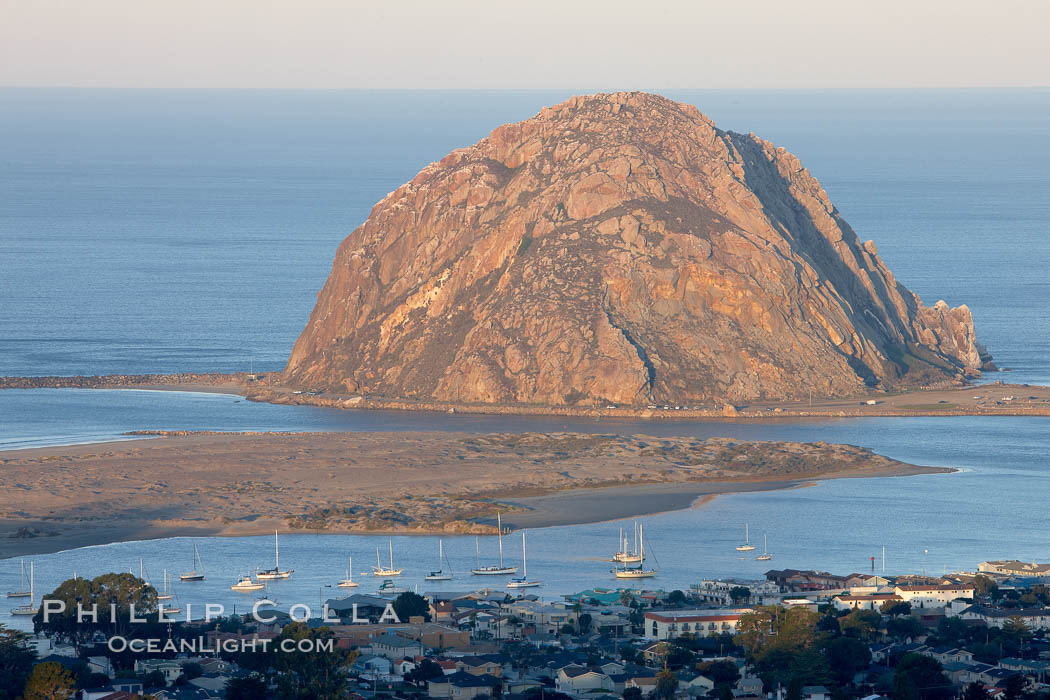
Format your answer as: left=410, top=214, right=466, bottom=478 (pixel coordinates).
left=1, top=0, right=1047, bottom=89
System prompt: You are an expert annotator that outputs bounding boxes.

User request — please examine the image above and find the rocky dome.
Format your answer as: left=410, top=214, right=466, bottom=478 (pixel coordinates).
left=284, top=92, right=987, bottom=406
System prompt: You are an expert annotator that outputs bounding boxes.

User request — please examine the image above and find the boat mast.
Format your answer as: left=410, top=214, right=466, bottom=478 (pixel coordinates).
left=475, top=537, right=480, bottom=567
left=522, top=531, right=527, bottom=578
left=275, top=531, right=279, bottom=570
left=497, top=513, right=504, bottom=567
left=389, top=540, right=394, bottom=570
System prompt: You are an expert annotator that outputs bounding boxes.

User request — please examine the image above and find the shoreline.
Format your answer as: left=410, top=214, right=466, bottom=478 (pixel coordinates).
left=0, top=430, right=948, bottom=559
left=3, top=373, right=1050, bottom=420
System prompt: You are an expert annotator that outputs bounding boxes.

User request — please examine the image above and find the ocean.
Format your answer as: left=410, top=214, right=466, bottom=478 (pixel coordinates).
left=2, top=89, right=1050, bottom=628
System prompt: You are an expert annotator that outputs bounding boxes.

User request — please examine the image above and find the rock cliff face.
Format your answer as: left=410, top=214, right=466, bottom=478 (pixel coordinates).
left=285, top=92, right=987, bottom=406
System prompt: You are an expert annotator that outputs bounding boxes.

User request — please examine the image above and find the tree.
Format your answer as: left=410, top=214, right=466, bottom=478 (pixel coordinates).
left=392, top=592, right=431, bottom=623
left=824, top=636, right=871, bottom=684
left=21, top=662, right=75, bottom=700
left=1003, top=674, right=1025, bottom=700
left=892, top=654, right=951, bottom=700
left=840, top=609, right=880, bottom=641
left=560, top=624, right=575, bottom=635
left=406, top=658, right=445, bottom=686
left=973, top=575, right=998, bottom=598
left=34, top=573, right=158, bottom=651
left=667, top=590, right=687, bottom=607
left=181, top=662, right=203, bottom=680
left=623, top=687, right=643, bottom=700
left=886, top=616, right=924, bottom=641
left=655, top=669, right=678, bottom=700
left=271, top=623, right=355, bottom=700
left=729, top=587, right=751, bottom=605
left=1002, top=616, right=1032, bottom=646
left=0, top=625, right=35, bottom=700
left=698, top=659, right=740, bottom=686
left=881, top=600, right=912, bottom=617
left=578, top=613, right=592, bottom=634
left=142, top=670, right=167, bottom=688
left=962, top=682, right=988, bottom=700
left=225, top=675, right=269, bottom=700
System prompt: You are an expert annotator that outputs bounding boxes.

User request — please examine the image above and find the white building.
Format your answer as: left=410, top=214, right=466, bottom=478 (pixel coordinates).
left=644, top=608, right=753, bottom=640
left=978, top=560, right=1050, bottom=578
left=894, top=584, right=974, bottom=609
left=833, top=593, right=902, bottom=611
left=691, top=579, right=781, bottom=606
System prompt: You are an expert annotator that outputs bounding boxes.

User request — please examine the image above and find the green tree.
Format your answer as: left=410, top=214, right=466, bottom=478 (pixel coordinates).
left=729, top=587, right=751, bottom=605
left=892, top=654, right=951, bottom=700
left=0, top=625, right=35, bottom=700
left=623, top=687, right=643, bottom=700
left=962, top=682, right=989, bottom=700
left=1003, top=674, right=1025, bottom=700
left=667, top=590, right=687, bottom=607
left=21, top=662, right=75, bottom=700
left=881, top=600, right=912, bottom=617
left=225, top=674, right=269, bottom=700
left=973, top=575, right=998, bottom=598
left=824, top=636, right=871, bottom=684
left=698, top=659, right=740, bottom=686
left=578, top=613, right=592, bottom=634
left=840, top=608, right=880, bottom=641
left=655, top=668, right=678, bottom=699
left=181, top=662, right=203, bottom=680
left=406, top=658, right=445, bottom=686
left=271, top=623, right=355, bottom=700
left=1002, top=616, right=1032, bottom=647
left=34, top=573, right=158, bottom=650
left=392, top=592, right=431, bottom=623
left=886, top=616, right=924, bottom=641
left=142, top=670, right=167, bottom=688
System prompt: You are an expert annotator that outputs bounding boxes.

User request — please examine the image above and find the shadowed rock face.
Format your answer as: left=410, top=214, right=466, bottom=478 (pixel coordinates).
left=285, top=92, right=987, bottom=406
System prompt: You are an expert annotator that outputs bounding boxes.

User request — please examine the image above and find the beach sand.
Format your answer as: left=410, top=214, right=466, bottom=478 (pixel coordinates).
left=0, top=430, right=948, bottom=559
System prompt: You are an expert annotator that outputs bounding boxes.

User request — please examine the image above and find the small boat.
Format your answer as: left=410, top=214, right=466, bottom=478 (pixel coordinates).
left=376, top=579, right=408, bottom=595
left=372, top=541, right=403, bottom=577
left=337, top=557, right=359, bottom=588
left=231, top=575, right=264, bottom=592
left=471, top=513, right=518, bottom=575
left=424, top=540, right=453, bottom=581
left=256, top=531, right=293, bottom=580
left=756, top=534, right=772, bottom=561
left=10, top=562, right=37, bottom=616
left=180, top=544, right=206, bottom=581
left=507, top=531, right=541, bottom=589
left=157, top=569, right=174, bottom=600
left=613, top=525, right=656, bottom=579
left=7, top=560, right=31, bottom=598
left=735, top=523, right=756, bottom=552
left=612, top=523, right=644, bottom=563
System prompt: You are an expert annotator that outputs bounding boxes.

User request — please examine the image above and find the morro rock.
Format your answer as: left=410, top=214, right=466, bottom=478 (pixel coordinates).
left=285, top=92, right=986, bottom=406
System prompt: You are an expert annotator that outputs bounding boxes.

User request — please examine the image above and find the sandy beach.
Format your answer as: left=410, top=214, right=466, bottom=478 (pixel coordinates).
left=0, top=430, right=948, bottom=559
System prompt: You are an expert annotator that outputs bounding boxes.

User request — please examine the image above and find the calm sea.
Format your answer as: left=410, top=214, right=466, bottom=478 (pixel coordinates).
left=2, top=89, right=1050, bottom=628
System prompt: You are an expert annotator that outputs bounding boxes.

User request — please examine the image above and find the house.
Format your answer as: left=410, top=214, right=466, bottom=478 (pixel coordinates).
left=690, top=579, right=781, bottom=606
left=556, top=666, right=614, bottom=695
left=833, top=594, right=902, bottom=611
left=626, top=676, right=658, bottom=696
left=81, top=683, right=144, bottom=700
left=893, top=584, right=974, bottom=609
left=427, top=671, right=501, bottom=700
left=802, top=686, right=829, bottom=700
left=507, top=600, right=577, bottom=634
left=458, top=655, right=505, bottom=677
left=134, top=658, right=183, bottom=683
left=765, top=569, right=849, bottom=591
left=354, top=654, right=394, bottom=680
left=979, top=561, right=1050, bottom=578
left=959, top=604, right=1050, bottom=630
left=369, top=632, right=425, bottom=659
left=644, top=609, right=754, bottom=639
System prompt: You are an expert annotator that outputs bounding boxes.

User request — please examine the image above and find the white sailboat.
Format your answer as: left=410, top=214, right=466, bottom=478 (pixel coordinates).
left=372, top=541, right=402, bottom=576
left=256, top=531, right=293, bottom=580
left=10, top=562, right=37, bottom=615
left=507, top=531, right=541, bottom=588
left=231, top=575, right=264, bottom=591
left=337, top=557, right=359, bottom=588
left=471, top=512, right=518, bottom=575
left=613, top=525, right=656, bottom=578
left=7, top=560, right=31, bottom=598
left=612, top=523, right=644, bottom=563
left=424, top=540, right=453, bottom=581
left=756, top=534, right=772, bottom=561
left=735, top=523, right=756, bottom=552
left=157, top=569, right=174, bottom=600
left=180, top=543, right=206, bottom=581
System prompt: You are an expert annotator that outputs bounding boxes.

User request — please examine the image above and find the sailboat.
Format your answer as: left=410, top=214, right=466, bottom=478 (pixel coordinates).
left=180, top=544, right=206, bottom=581
left=157, top=570, right=174, bottom=600
left=507, top=531, right=541, bottom=588
left=10, top=562, right=37, bottom=615
left=756, top=534, right=772, bottom=561
left=612, top=522, right=644, bottom=563
left=231, top=574, right=264, bottom=591
left=471, top=512, right=518, bottom=575
left=613, top=525, right=656, bottom=578
left=372, top=541, right=402, bottom=576
left=424, top=540, right=453, bottom=581
left=337, top=557, right=359, bottom=588
left=256, top=531, right=293, bottom=580
left=735, top=523, right=756, bottom=552
left=7, top=560, right=31, bottom=598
